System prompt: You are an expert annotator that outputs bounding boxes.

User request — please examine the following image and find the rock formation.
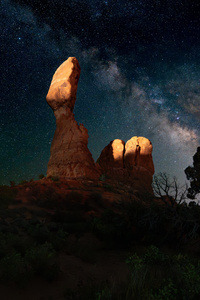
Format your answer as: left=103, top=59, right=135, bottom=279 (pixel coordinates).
left=97, top=136, right=154, bottom=192
left=46, top=57, right=100, bottom=180
left=46, top=57, right=154, bottom=192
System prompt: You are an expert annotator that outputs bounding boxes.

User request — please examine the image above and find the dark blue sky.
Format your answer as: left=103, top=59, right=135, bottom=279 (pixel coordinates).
left=1, top=0, right=200, bottom=185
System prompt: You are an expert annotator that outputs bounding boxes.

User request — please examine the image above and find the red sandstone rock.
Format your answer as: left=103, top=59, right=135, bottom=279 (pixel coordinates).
left=97, top=136, right=154, bottom=192
left=97, top=139, right=125, bottom=170
left=46, top=57, right=80, bottom=111
left=46, top=57, right=100, bottom=180
left=125, top=136, right=154, bottom=175
left=97, top=139, right=126, bottom=180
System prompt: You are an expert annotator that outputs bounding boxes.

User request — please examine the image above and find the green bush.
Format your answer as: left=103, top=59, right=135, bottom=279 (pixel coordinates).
left=38, top=174, right=45, bottom=179
left=25, top=242, right=59, bottom=281
left=27, top=220, right=68, bottom=250
left=19, top=180, right=28, bottom=185
left=150, top=279, right=178, bottom=300
left=99, top=174, right=106, bottom=181
left=34, top=186, right=59, bottom=208
left=50, top=228, right=68, bottom=250
left=28, top=223, right=51, bottom=244
left=63, top=281, right=111, bottom=300
left=0, top=232, right=11, bottom=259
left=50, top=176, right=59, bottom=182
left=143, top=245, right=169, bottom=265
left=0, top=252, right=31, bottom=285
left=125, top=200, right=200, bottom=246
left=91, top=209, right=131, bottom=247
left=124, top=246, right=200, bottom=300
left=67, top=191, right=83, bottom=202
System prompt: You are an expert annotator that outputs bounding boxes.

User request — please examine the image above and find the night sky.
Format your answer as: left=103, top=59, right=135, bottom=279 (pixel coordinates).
left=1, top=0, right=200, bottom=185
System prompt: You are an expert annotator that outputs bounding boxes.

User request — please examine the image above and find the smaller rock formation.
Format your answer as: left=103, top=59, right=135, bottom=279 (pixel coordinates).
left=97, top=139, right=125, bottom=169
left=97, top=136, right=154, bottom=192
left=124, top=137, right=154, bottom=174
left=46, top=57, right=100, bottom=180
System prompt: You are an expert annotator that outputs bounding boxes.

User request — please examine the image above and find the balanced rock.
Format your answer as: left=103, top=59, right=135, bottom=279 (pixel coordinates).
left=46, top=57, right=100, bottom=180
left=97, top=136, right=154, bottom=192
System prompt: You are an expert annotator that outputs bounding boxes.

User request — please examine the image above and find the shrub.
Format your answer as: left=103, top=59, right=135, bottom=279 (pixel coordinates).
left=50, top=228, right=68, bottom=250
left=35, top=186, right=59, bottom=208
left=103, top=183, right=114, bottom=192
left=63, top=282, right=111, bottom=300
left=28, top=223, right=51, bottom=244
left=67, top=191, right=83, bottom=202
left=50, top=176, right=59, bottom=182
left=150, top=279, right=178, bottom=300
left=19, top=180, right=28, bottom=185
left=92, top=209, right=131, bottom=247
left=99, top=174, right=106, bottom=181
left=0, top=252, right=31, bottom=285
left=143, top=245, right=169, bottom=265
left=124, top=246, right=200, bottom=300
left=25, top=242, right=59, bottom=281
left=38, top=174, right=45, bottom=179
left=0, top=186, right=17, bottom=208
left=85, top=192, right=104, bottom=210
left=0, top=232, right=10, bottom=259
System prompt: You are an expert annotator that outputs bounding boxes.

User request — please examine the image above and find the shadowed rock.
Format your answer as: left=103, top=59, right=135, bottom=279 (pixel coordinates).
left=46, top=57, right=100, bottom=180
left=97, top=136, right=154, bottom=192
left=97, top=139, right=125, bottom=170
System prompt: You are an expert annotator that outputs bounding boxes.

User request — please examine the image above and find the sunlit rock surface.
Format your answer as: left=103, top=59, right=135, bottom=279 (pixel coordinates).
left=46, top=57, right=100, bottom=179
left=97, top=136, right=154, bottom=192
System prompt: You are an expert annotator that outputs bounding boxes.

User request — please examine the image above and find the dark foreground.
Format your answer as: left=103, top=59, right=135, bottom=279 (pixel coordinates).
left=0, top=179, right=200, bottom=299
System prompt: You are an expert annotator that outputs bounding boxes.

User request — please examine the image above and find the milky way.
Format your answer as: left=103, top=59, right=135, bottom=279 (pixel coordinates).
left=1, top=0, right=200, bottom=185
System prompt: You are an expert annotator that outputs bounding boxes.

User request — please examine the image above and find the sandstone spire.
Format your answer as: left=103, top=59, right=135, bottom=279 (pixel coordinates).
left=46, top=57, right=100, bottom=180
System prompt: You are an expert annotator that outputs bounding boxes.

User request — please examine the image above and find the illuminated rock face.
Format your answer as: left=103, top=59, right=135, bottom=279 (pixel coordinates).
left=97, top=136, right=154, bottom=192
left=97, top=139, right=125, bottom=170
left=124, top=137, right=154, bottom=175
left=46, top=57, right=154, bottom=189
left=46, top=57, right=100, bottom=180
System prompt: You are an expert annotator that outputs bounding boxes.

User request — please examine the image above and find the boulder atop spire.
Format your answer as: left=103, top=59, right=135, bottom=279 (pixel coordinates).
left=46, top=57, right=80, bottom=112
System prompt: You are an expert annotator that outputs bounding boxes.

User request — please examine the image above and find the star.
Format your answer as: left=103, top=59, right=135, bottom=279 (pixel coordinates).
left=0, top=0, right=199, bottom=187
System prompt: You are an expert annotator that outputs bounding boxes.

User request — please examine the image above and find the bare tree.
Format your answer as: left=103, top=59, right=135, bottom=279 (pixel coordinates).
left=153, top=172, right=188, bottom=205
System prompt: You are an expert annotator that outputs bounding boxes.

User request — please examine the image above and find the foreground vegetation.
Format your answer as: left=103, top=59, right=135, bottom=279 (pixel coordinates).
left=0, top=182, right=200, bottom=299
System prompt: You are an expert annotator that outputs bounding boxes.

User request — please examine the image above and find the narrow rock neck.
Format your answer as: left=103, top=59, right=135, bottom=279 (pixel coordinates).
left=54, top=106, right=72, bottom=120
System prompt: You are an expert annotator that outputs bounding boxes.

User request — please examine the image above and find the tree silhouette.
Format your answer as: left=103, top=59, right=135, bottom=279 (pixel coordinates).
left=153, top=172, right=187, bottom=205
left=185, top=147, right=200, bottom=199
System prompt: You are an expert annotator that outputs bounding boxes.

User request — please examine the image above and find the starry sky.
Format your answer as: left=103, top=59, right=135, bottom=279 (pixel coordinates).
left=1, top=0, right=200, bottom=185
